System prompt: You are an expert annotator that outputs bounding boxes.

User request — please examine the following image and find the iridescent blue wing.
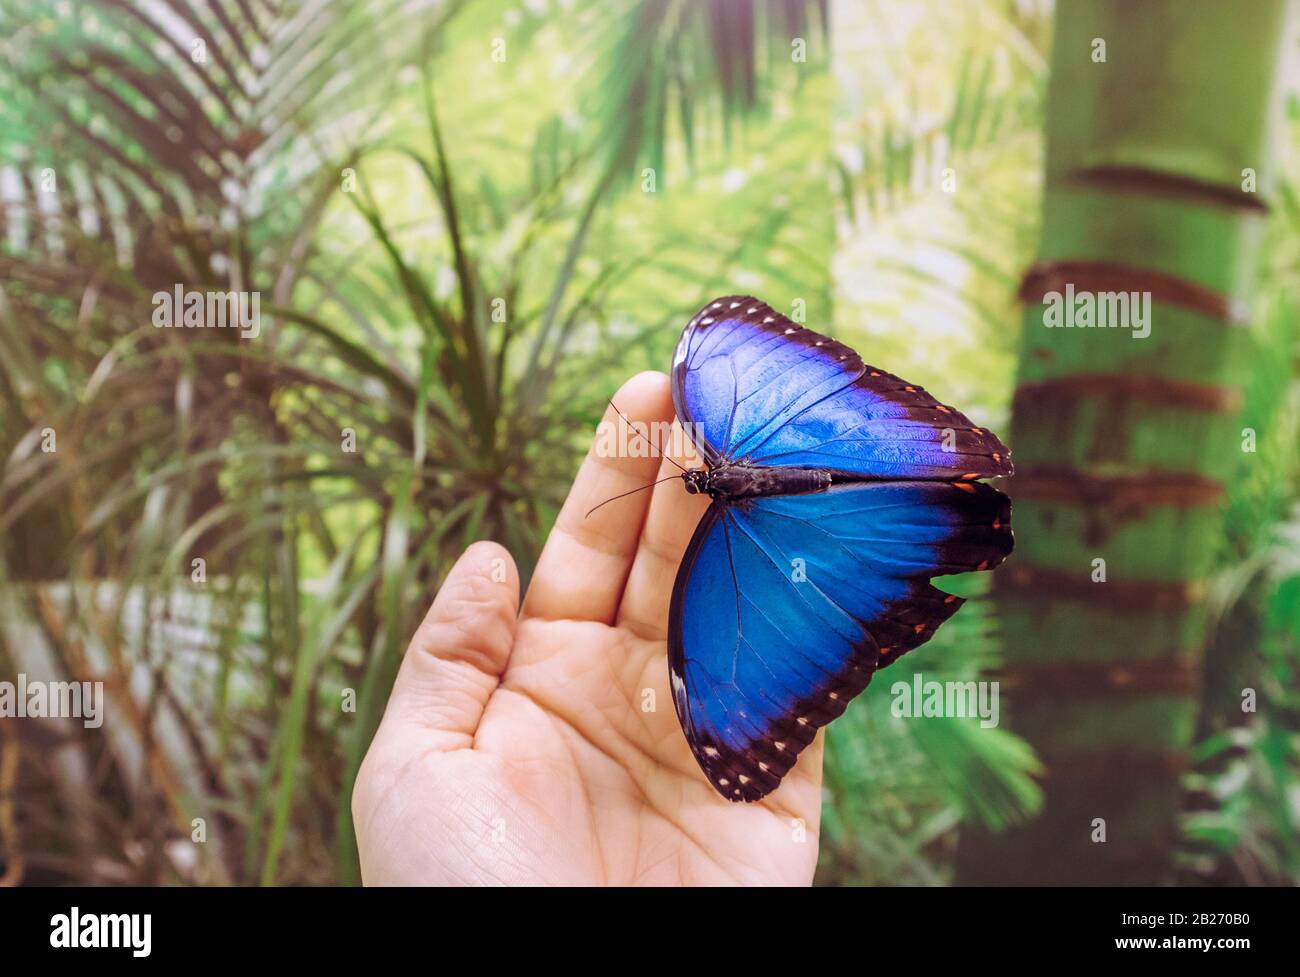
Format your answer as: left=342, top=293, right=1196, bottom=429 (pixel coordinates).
left=671, top=296, right=1012, bottom=478
left=668, top=480, right=1012, bottom=802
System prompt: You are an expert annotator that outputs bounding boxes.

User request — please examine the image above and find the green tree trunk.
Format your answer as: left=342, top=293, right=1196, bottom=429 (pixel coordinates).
left=957, top=0, right=1291, bottom=883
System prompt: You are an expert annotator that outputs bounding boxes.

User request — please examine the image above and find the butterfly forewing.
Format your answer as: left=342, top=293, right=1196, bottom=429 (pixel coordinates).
left=671, top=296, right=1013, bottom=479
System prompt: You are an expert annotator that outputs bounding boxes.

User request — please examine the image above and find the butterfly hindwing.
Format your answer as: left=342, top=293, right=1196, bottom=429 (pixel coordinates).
left=668, top=480, right=1013, bottom=802
left=671, top=296, right=1012, bottom=479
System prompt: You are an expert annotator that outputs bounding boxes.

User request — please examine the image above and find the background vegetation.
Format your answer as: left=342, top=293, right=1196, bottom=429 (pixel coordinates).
left=0, top=0, right=1296, bottom=885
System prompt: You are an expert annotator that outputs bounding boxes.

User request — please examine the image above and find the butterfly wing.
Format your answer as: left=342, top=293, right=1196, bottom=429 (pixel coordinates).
left=669, top=480, right=1013, bottom=802
left=671, top=296, right=1012, bottom=478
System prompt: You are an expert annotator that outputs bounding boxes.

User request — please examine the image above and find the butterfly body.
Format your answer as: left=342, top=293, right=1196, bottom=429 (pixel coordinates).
left=682, top=463, right=832, bottom=501
left=666, top=296, right=1015, bottom=803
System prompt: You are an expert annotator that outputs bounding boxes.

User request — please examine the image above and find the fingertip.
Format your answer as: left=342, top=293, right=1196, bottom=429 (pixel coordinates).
left=456, top=540, right=520, bottom=603
left=525, top=372, right=679, bottom=624
left=373, top=542, right=522, bottom=755
left=608, top=371, right=671, bottom=421
left=409, top=541, right=520, bottom=678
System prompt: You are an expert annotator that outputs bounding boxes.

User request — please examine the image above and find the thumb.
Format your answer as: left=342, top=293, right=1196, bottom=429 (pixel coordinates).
left=379, top=540, right=520, bottom=750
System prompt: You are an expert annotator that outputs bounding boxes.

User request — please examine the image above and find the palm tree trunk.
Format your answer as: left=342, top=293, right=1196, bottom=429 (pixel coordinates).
left=957, top=0, right=1292, bottom=883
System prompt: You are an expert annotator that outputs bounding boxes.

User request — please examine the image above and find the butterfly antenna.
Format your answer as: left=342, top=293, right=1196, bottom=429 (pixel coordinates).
left=585, top=474, right=681, bottom=519
left=607, top=399, right=688, bottom=473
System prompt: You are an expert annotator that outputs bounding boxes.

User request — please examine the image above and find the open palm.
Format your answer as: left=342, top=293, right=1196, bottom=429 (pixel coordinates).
left=352, top=372, right=823, bottom=885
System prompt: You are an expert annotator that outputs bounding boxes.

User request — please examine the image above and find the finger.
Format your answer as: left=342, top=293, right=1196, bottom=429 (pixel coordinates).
left=615, top=420, right=711, bottom=640
left=522, top=371, right=674, bottom=625
left=378, top=541, right=520, bottom=751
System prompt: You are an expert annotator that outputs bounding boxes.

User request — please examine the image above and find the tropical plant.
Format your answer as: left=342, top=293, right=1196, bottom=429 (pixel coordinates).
left=0, top=0, right=836, bottom=885
left=0, top=0, right=458, bottom=885
left=956, top=0, right=1296, bottom=883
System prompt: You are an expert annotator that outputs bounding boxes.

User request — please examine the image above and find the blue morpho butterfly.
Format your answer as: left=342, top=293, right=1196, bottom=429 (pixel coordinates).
left=658, top=296, right=1014, bottom=802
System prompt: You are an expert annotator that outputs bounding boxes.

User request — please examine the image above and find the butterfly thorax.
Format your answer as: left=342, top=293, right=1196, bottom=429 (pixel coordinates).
left=683, top=464, right=833, bottom=501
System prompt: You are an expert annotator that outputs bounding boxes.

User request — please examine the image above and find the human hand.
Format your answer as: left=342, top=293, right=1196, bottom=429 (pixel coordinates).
left=352, top=372, right=823, bottom=884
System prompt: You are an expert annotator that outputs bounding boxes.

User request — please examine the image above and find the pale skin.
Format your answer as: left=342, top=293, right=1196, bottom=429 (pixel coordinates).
left=352, top=371, right=823, bottom=884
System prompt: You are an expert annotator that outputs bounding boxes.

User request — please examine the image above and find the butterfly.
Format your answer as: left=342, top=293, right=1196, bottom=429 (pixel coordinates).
left=666, top=296, right=1014, bottom=802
